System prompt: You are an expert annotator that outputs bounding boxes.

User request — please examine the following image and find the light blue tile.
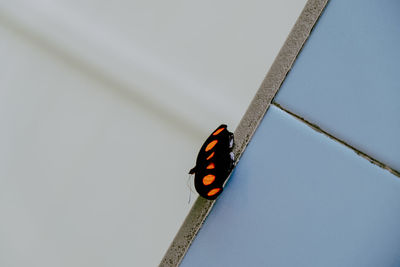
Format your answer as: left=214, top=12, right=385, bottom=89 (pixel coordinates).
left=181, top=105, right=400, bottom=267
left=274, top=0, right=400, bottom=170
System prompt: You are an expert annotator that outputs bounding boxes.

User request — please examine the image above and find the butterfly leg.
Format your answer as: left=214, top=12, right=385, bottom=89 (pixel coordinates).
left=228, top=133, right=234, bottom=149
left=228, top=152, right=235, bottom=171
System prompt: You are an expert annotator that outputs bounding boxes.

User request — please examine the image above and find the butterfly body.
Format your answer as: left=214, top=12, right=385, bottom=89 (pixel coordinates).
left=190, top=124, right=234, bottom=200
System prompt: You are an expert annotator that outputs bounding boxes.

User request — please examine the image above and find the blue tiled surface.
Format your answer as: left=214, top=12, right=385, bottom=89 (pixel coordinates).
left=274, top=0, right=400, bottom=171
left=181, top=106, right=400, bottom=267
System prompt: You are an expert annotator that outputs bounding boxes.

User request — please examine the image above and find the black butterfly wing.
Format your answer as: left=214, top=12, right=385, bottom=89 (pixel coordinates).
left=191, top=124, right=234, bottom=200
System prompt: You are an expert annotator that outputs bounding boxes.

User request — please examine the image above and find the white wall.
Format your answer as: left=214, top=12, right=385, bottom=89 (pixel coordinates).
left=0, top=0, right=306, bottom=266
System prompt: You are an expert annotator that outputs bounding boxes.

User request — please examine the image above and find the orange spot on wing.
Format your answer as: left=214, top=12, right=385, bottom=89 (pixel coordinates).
left=213, top=127, right=225, bottom=136
left=205, top=140, right=218, bottom=152
left=206, top=163, right=215, bottom=169
left=203, top=175, right=215, bottom=185
left=207, top=188, right=221, bottom=196
left=206, top=152, right=215, bottom=160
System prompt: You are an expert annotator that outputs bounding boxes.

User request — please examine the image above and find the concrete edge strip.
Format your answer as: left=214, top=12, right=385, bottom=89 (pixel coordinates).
left=159, top=0, right=329, bottom=266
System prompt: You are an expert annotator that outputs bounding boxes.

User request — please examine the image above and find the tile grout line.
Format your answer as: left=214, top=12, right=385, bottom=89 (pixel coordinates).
left=272, top=102, right=400, bottom=178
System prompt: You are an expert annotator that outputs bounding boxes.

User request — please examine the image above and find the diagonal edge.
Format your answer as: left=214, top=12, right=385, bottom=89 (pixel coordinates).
left=159, top=0, right=329, bottom=266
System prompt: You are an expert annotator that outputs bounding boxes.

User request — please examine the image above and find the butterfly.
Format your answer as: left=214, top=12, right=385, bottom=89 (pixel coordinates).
left=189, top=124, right=234, bottom=200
